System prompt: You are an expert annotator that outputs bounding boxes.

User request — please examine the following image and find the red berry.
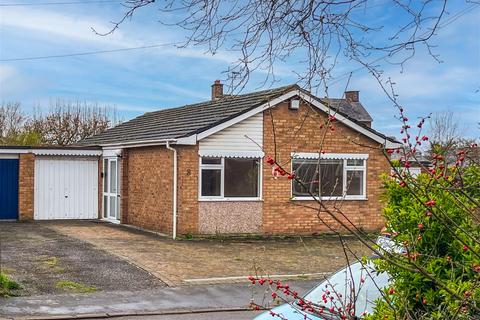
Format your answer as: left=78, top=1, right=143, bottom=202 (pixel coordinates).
left=388, top=288, right=395, bottom=295
left=425, top=200, right=436, bottom=207
left=463, top=245, right=469, bottom=252
left=418, top=223, right=424, bottom=230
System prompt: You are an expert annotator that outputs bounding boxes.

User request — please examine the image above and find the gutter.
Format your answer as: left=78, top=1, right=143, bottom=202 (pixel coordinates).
left=166, top=141, right=178, bottom=240
left=100, top=139, right=177, bottom=149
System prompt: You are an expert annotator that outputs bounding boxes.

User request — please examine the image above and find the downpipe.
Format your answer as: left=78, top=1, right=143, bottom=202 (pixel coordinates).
left=166, top=141, right=177, bottom=240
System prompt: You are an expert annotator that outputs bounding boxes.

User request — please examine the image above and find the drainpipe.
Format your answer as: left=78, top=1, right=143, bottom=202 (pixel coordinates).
left=166, top=141, right=177, bottom=240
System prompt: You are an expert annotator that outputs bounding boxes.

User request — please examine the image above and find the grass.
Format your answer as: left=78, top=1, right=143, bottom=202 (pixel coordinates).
left=0, top=268, right=15, bottom=275
left=55, top=280, right=97, bottom=294
left=0, top=272, right=21, bottom=297
left=39, top=256, right=65, bottom=273
left=42, top=256, right=59, bottom=268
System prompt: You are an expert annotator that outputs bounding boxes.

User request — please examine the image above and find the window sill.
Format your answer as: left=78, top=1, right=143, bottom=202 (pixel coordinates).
left=199, top=198, right=263, bottom=202
left=291, top=196, right=368, bottom=201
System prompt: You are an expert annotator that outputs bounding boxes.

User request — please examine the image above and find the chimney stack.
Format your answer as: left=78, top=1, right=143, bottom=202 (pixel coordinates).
left=211, top=80, right=223, bottom=100
left=345, top=90, right=359, bottom=103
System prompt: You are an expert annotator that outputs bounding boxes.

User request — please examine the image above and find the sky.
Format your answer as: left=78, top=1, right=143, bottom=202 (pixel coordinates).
left=0, top=0, right=479, bottom=140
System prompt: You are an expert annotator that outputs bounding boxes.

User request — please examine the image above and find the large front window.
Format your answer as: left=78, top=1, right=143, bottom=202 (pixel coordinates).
left=292, top=155, right=366, bottom=200
left=200, top=157, right=260, bottom=199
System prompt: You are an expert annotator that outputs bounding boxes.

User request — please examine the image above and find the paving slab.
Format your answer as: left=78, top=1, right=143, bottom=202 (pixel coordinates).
left=46, top=221, right=372, bottom=286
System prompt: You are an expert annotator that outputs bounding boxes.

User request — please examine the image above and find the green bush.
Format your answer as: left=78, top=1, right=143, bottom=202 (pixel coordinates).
left=367, top=165, right=480, bottom=319
left=0, top=272, right=21, bottom=297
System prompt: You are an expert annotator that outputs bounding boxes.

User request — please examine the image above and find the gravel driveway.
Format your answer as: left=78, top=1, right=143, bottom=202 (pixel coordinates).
left=0, top=222, right=164, bottom=296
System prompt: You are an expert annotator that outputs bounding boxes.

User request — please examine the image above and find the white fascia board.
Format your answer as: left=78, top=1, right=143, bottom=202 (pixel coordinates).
left=297, top=92, right=402, bottom=149
left=102, top=149, right=122, bottom=157
left=0, top=149, right=30, bottom=154
left=176, top=135, right=197, bottom=145
left=196, top=90, right=300, bottom=141
left=33, top=149, right=102, bottom=156
left=0, top=154, right=20, bottom=159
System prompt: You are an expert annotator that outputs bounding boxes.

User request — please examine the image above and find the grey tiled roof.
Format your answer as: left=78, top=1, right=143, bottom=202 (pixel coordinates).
left=80, top=84, right=384, bottom=146
left=320, top=98, right=373, bottom=123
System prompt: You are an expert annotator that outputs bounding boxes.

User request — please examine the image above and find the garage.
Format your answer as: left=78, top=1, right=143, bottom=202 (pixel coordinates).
left=0, top=147, right=102, bottom=221
left=34, top=157, right=99, bottom=220
left=0, top=156, right=19, bottom=220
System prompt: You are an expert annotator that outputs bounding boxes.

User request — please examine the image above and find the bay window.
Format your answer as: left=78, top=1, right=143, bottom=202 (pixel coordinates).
left=200, top=157, right=260, bottom=199
left=291, top=153, right=367, bottom=200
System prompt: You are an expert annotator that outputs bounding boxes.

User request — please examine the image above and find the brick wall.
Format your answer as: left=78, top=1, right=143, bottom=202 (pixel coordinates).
left=262, top=101, right=389, bottom=234
left=123, top=145, right=198, bottom=236
left=176, top=145, right=199, bottom=235
left=124, top=146, right=174, bottom=234
left=18, top=153, right=35, bottom=220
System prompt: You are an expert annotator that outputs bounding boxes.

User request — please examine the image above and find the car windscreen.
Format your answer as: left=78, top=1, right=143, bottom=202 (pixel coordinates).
left=303, top=261, right=389, bottom=316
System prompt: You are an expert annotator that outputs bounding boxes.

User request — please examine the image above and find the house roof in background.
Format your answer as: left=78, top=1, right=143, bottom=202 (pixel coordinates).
left=80, top=84, right=386, bottom=147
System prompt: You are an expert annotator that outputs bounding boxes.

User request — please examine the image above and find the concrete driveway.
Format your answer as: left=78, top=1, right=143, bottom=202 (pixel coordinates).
left=0, top=222, right=164, bottom=296
left=47, top=221, right=372, bottom=287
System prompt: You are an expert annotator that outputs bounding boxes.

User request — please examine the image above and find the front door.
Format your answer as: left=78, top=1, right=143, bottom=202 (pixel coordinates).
left=103, top=158, right=119, bottom=220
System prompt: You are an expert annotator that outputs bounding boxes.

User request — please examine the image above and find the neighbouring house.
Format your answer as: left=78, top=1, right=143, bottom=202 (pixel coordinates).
left=0, top=81, right=401, bottom=237
left=391, top=152, right=433, bottom=177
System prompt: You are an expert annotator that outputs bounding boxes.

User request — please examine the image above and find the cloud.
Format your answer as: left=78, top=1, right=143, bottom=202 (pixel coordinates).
left=0, top=7, right=136, bottom=47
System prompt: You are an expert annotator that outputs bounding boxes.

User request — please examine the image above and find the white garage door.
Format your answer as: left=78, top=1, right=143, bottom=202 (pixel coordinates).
left=34, top=157, right=98, bottom=220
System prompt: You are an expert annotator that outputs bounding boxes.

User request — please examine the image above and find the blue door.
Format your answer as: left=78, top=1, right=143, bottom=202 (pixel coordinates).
left=0, top=159, right=19, bottom=220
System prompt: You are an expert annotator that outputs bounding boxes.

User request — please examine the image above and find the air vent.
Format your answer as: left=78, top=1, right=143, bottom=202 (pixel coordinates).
left=289, top=99, right=300, bottom=110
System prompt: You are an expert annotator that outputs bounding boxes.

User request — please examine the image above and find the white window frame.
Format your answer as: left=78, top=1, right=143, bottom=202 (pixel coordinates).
left=198, top=156, right=262, bottom=201
left=290, top=153, right=368, bottom=201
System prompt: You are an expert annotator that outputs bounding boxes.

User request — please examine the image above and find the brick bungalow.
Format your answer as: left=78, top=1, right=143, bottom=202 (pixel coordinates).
left=78, top=81, right=401, bottom=237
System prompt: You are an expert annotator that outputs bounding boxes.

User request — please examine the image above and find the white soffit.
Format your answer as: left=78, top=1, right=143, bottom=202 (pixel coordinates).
left=102, top=149, right=122, bottom=157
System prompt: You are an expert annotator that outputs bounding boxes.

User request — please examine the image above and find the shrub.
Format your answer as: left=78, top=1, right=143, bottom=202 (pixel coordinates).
left=367, top=165, right=480, bottom=319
